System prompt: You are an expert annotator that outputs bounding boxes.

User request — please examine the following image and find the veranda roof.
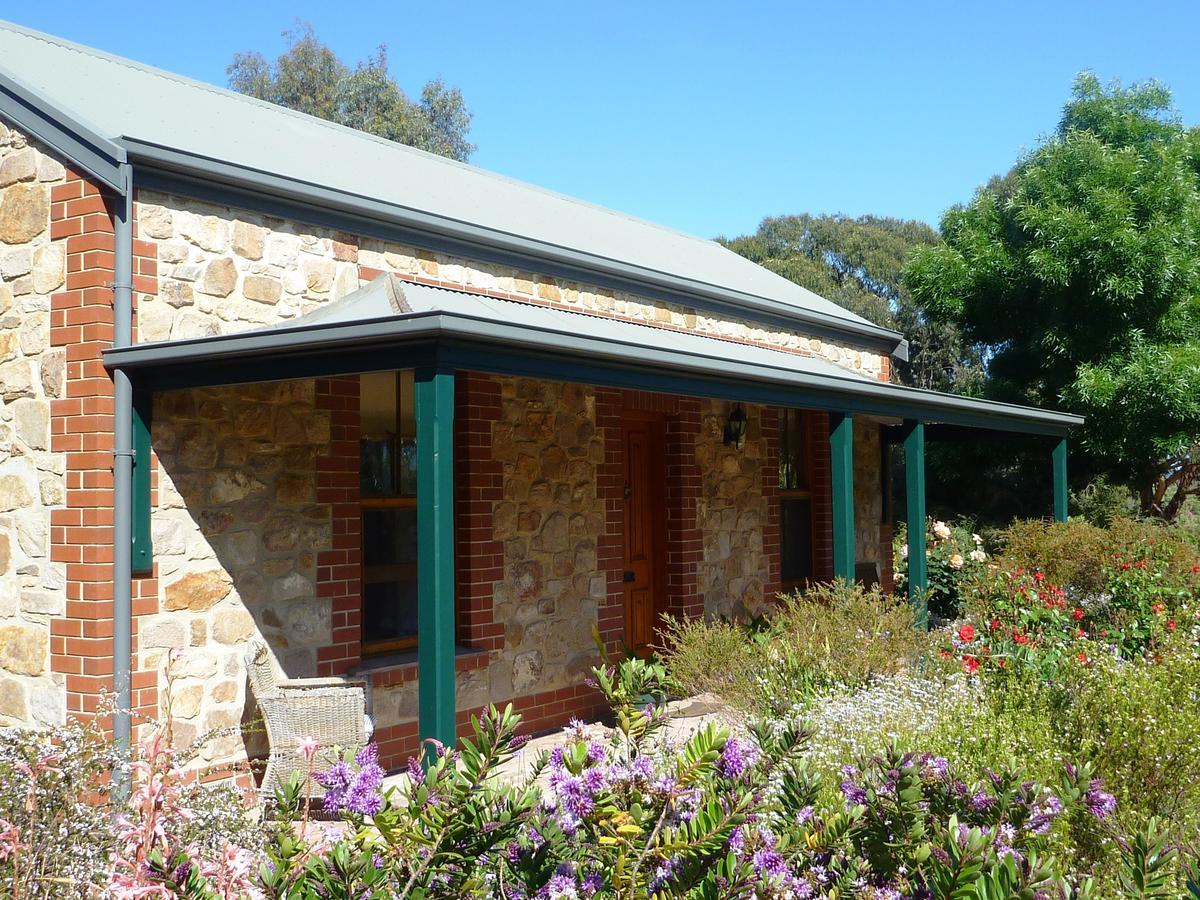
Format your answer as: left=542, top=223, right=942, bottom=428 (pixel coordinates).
left=104, top=275, right=1083, bottom=436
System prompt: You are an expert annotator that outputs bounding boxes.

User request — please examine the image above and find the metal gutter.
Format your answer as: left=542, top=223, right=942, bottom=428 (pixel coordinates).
left=0, top=69, right=127, bottom=193
left=102, top=311, right=1082, bottom=436
left=122, top=140, right=910, bottom=360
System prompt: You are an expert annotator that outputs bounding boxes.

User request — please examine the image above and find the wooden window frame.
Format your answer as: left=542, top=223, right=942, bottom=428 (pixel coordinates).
left=359, top=371, right=420, bottom=657
left=779, top=408, right=819, bottom=593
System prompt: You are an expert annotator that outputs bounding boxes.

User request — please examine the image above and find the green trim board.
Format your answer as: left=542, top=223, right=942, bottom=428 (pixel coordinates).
left=830, top=413, right=855, bottom=582
left=132, top=390, right=153, bottom=575
left=415, top=367, right=457, bottom=754
left=902, top=420, right=928, bottom=627
left=1053, top=438, right=1069, bottom=523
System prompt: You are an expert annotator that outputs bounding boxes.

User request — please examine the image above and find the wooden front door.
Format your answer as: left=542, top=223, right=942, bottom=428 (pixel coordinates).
left=621, top=414, right=667, bottom=653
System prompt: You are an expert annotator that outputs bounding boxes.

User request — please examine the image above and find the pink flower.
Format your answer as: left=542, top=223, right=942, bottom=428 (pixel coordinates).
left=298, top=737, right=319, bottom=762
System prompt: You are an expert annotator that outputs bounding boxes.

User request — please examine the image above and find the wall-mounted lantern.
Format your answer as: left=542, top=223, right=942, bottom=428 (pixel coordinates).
left=723, top=403, right=748, bottom=449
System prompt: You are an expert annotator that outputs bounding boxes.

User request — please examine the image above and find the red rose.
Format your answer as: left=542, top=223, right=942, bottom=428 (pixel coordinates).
left=1073, top=608, right=1084, bottom=621
left=990, top=619, right=1001, bottom=630
left=962, top=656, right=980, bottom=675
left=1013, top=632, right=1030, bottom=645
left=958, top=624, right=976, bottom=643
left=1167, top=619, right=1177, bottom=631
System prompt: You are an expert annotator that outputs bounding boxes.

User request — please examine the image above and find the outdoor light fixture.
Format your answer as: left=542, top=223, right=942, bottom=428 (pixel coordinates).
left=723, top=403, right=748, bottom=449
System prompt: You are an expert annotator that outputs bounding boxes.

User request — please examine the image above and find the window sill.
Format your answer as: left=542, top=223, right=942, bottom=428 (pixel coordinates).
left=353, top=645, right=489, bottom=689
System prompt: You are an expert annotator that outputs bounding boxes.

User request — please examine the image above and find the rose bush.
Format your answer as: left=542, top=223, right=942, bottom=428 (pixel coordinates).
left=894, top=518, right=990, bottom=620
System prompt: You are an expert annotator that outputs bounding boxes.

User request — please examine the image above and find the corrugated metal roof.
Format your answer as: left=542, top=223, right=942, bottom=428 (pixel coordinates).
left=0, top=20, right=887, bottom=338
left=264, top=275, right=875, bottom=382
left=103, top=275, right=1083, bottom=434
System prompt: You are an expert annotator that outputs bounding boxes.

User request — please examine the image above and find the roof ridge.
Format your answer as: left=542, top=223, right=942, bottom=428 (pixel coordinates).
left=0, top=18, right=737, bottom=253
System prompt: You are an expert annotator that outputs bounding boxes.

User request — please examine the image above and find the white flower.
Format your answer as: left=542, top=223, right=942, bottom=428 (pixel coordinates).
left=899, top=543, right=909, bottom=559
left=932, top=521, right=952, bottom=541
left=949, top=553, right=964, bottom=570
left=969, top=549, right=987, bottom=562
left=972, top=533, right=983, bottom=545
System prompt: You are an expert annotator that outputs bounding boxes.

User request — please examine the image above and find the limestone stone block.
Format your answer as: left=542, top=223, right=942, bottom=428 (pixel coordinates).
left=212, top=608, right=255, bottom=644
left=159, top=240, right=189, bottom=264
left=20, top=590, right=62, bottom=615
left=16, top=311, right=48, bottom=356
left=171, top=311, right=220, bottom=340
left=0, top=183, right=49, bottom=244
left=37, top=154, right=65, bottom=183
left=271, top=571, right=312, bottom=601
left=0, top=148, right=36, bottom=187
left=39, top=348, right=64, bottom=398
left=209, top=470, right=264, bottom=504
left=232, top=221, right=265, bottom=260
left=0, top=624, right=47, bottom=675
left=28, top=677, right=64, bottom=726
left=161, top=281, right=194, bottom=308
left=31, top=244, right=64, bottom=294
left=512, top=650, right=543, bottom=694
left=179, top=213, right=229, bottom=252
left=164, top=570, right=233, bottom=611
left=243, top=274, right=282, bottom=303
left=266, top=235, right=299, bottom=267
left=138, top=205, right=173, bottom=239
left=171, top=683, right=204, bottom=718
left=0, top=358, right=33, bottom=400
left=12, top=398, right=49, bottom=449
left=142, top=617, right=187, bottom=649
left=303, top=259, right=334, bottom=293
left=0, top=532, right=9, bottom=574
left=0, top=472, right=33, bottom=511
left=199, top=257, right=237, bottom=297
left=137, top=302, right=173, bottom=343
left=1, top=246, right=31, bottom=278
left=0, top=677, right=27, bottom=721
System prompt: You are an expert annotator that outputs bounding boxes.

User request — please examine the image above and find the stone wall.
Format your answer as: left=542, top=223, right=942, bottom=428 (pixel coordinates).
left=696, top=400, right=770, bottom=619
left=133, top=191, right=891, bottom=381
left=853, top=420, right=886, bottom=581
left=145, top=380, right=330, bottom=763
left=0, top=123, right=68, bottom=726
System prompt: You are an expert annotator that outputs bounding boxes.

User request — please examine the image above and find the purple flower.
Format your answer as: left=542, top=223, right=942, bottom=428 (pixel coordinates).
left=586, top=740, right=607, bottom=764
left=1028, top=794, right=1063, bottom=835
left=919, top=754, right=949, bottom=781
left=718, top=738, right=760, bottom=779
left=969, top=790, right=995, bottom=812
left=581, top=872, right=603, bottom=896
left=316, top=743, right=385, bottom=817
left=840, top=780, right=867, bottom=807
left=405, top=755, right=424, bottom=786
left=752, top=847, right=790, bottom=880
left=1084, top=779, right=1117, bottom=820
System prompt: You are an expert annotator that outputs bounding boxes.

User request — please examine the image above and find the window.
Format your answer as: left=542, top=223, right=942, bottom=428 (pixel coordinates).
left=359, top=370, right=418, bottom=655
left=779, top=408, right=815, bottom=588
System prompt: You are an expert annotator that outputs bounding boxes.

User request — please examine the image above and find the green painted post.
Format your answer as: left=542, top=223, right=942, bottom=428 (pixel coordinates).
left=829, top=413, right=855, bottom=583
left=416, top=367, right=457, bottom=756
left=132, top=390, right=153, bottom=575
left=1052, top=438, right=1068, bottom=523
left=902, top=420, right=928, bottom=627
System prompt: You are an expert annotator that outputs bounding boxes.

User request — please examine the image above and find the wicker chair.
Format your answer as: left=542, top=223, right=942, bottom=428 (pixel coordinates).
left=244, top=639, right=372, bottom=799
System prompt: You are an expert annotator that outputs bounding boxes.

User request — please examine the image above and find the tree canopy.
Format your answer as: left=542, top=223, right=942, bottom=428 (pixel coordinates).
left=905, top=74, right=1200, bottom=518
left=719, top=214, right=984, bottom=393
left=228, top=24, right=474, bottom=162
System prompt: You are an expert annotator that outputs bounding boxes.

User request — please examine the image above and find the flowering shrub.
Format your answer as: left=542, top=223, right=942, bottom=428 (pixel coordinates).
left=894, top=518, right=990, bottom=620
left=661, top=580, right=933, bottom=716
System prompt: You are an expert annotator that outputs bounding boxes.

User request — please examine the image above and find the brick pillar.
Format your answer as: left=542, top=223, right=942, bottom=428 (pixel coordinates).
left=593, top=388, right=625, bottom=654
left=315, top=377, right=362, bottom=676
left=760, top=406, right=781, bottom=598
left=48, top=170, right=156, bottom=723
left=809, top=411, right=834, bottom=581
left=455, top=372, right=503, bottom=652
left=665, top=398, right=702, bottom=619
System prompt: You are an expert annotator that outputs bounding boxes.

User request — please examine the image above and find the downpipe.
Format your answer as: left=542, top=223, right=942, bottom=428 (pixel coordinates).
left=112, top=163, right=134, bottom=795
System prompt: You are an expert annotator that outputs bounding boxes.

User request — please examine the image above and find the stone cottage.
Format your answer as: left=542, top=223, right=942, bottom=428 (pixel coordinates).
left=0, top=21, right=1080, bottom=771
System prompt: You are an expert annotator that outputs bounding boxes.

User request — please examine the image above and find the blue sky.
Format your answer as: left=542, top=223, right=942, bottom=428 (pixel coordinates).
left=13, top=1, right=1200, bottom=239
